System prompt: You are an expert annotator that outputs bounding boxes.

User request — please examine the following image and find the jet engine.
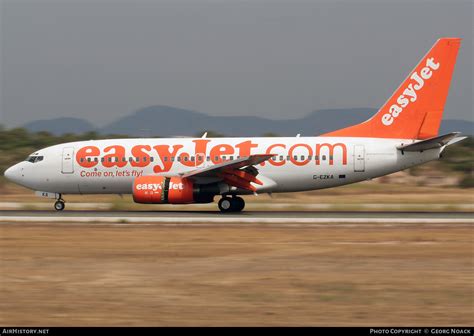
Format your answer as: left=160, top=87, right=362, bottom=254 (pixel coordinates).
left=133, top=176, right=216, bottom=204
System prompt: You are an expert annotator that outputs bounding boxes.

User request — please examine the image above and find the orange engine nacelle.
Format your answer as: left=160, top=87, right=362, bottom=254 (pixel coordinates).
left=133, top=176, right=195, bottom=204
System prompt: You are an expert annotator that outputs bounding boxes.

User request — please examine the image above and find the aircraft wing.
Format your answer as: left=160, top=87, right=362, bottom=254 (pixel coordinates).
left=179, top=154, right=275, bottom=192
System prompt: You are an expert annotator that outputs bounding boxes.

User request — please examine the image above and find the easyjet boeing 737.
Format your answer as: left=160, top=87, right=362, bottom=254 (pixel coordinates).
left=4, top=38, right=465, bottom=212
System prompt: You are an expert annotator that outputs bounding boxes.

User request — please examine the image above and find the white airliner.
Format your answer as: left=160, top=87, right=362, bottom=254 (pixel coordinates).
left=4, top=38, right=465, bottom=212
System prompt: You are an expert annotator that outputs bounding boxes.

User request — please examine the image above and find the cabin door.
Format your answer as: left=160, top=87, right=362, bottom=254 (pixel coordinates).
left=62, top=147, right=74, bottom=174
left=353, top=145, right=365, bottom=172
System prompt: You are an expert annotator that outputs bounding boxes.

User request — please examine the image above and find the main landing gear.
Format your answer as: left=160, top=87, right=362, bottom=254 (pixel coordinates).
left=218, top=196, right=245, bottom=213
left=54, top=195, right=65, bottom=211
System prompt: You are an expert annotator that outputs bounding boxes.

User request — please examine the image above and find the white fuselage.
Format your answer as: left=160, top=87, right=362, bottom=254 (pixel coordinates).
left=5, top=136, right=439, bottom=195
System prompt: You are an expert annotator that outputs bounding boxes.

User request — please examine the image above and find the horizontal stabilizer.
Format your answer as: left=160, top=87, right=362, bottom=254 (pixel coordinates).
left=445, top=135, right=468, bottom=147
left=397, top=132, right=462, bottom=152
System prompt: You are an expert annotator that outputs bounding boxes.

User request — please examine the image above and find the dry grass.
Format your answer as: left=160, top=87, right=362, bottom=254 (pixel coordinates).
left=0, top=222, right=472, bottom=326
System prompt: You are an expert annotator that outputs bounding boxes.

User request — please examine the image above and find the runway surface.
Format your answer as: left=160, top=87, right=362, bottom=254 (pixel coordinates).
left=1, top=210, right=472, bottom=224
left=2, top=210, right=473, bottom=217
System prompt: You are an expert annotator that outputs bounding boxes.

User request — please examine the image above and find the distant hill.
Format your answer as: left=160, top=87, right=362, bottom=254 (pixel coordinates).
left=99, top=105, right=473, bottom=137
left=22, top=105, right=473, bottom=137
left=439, top=119, right=474, bottom=137
left=23, top=117, right=95, bottom=135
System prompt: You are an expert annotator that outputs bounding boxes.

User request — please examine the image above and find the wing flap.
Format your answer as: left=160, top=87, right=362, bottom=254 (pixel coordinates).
left=179, top=154, right=274, bottom=192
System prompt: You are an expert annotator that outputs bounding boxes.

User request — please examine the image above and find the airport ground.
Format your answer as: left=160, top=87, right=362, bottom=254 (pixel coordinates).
left=0, top=180, right=472, bottom=326
left=1, top=219, right=473, bottom=326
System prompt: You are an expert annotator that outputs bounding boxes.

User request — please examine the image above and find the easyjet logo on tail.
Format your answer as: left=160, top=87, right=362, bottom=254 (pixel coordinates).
left=382, top=57, right=440, bottom=126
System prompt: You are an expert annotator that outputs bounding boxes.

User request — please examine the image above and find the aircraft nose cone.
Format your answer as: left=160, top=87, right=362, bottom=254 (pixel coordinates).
left=4, top=166, right=14, bottom=181
left=4, top=164, right=20, bottom=183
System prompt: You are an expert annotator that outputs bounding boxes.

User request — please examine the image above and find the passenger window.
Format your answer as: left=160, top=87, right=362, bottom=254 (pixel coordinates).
left=279, top=155, right=284, bottom=161
left=177, top=157, right=181, bottom=162
left=184, top=156, right=188, bottom=162
left=150, top=157, right=154, bottom=162
left=164, top=156, right=168, bottom=162
left=322, top=155, right=327, bottom=161
left=190, top=156, right=195, bottom=162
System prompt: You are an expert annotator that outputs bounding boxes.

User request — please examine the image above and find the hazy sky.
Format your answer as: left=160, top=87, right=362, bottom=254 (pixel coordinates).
left=1, top=0, right=472, bottom=127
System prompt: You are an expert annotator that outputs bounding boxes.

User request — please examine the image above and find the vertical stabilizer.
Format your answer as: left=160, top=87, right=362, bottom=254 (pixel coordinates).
left=323, top=38, right=461, bottom=139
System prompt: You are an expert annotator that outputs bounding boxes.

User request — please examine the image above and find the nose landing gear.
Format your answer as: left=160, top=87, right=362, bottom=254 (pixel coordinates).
left=54, top=196, right=65, bottom=211
left=218, top=196, right=245, bottom=213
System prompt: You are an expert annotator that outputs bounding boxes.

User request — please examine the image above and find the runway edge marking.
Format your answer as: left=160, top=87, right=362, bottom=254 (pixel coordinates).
left=0, top=216, right=473, bottom=224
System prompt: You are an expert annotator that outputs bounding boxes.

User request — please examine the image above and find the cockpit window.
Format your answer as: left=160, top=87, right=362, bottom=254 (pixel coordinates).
left=25, top=155, right=44, bottom=163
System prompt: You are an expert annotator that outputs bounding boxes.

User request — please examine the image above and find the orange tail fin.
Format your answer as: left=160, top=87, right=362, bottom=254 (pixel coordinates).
left=323, top=38, right=461, bottom=139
